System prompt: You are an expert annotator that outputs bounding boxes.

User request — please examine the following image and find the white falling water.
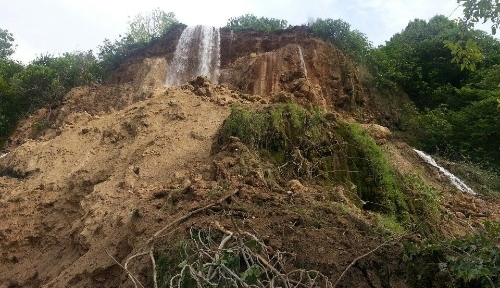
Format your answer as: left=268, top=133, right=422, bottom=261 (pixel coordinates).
left=0, top=152, right=9, bottom=159
left=297, top=45, right=308, bottom=78
left=166, top=25, right=221, bottom=86
left=414, top=149, right=476, bottom=195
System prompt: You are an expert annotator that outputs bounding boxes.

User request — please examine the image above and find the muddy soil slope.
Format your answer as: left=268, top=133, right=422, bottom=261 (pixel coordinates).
left=0, top=27, right=499, bottom=288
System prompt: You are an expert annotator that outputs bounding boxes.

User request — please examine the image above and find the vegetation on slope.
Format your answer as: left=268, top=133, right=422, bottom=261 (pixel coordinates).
left=225, top=14, right=289, bottom=32
left=0, top=9, right=181, bottom=146
left=404, top=221, right=500, bottom=287
left=220, top=104, right=442, bottom=232
left=368, top=15, right=500, bottom=171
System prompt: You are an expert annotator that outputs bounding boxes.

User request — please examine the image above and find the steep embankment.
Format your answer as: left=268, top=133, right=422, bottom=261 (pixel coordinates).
left=0, top=26, right=499, bottom=288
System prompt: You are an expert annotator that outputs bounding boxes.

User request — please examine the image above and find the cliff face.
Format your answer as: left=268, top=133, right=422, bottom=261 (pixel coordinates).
left=1, top=26, right=498, bottom=288
left=219, top=27, right=364, bottom=110
left=105, top=26, right=365, bottom=111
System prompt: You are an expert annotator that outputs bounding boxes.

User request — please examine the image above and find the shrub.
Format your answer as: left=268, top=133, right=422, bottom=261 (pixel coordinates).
left=404, top=221, right=500, bottom=287
left=310, top=18, right=372, bottom=62
left=221, top=105, right=413, bottom=224
left=225, top=14, right=289, bottom=32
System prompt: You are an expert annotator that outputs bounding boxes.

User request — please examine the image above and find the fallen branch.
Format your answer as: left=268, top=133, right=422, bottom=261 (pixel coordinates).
left=150, top=249, right=158, bottom=288
left=115, top=190, right=239, bottom=287
left=104, top=248, right=145, bottom=288
left=151, top=189, right=239, bottom=242
left=333, top=235, right=405, bottom=288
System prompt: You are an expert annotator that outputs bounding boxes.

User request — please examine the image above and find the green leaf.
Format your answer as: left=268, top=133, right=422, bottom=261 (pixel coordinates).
left=241, top=265, right=261, bottom=285
left=245, top=239, right=258, bottom=248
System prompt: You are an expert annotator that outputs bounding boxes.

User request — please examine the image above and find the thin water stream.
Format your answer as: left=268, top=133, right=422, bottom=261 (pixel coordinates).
left=414, top=149, right=476, bottom=195
left=297, top=45, right=308, bottom=78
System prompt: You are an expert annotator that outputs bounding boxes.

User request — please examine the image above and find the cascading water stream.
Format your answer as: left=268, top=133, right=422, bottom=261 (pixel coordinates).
left=414, top=149, right=476, bottom=195
left=297, top=45, right=308, bottom=78
left=165, top=25, right=220, bottom=86
left=0, top=152, right=9, bottom=159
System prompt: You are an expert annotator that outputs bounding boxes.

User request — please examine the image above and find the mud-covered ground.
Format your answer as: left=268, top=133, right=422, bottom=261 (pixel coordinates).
left=1, top=28, right=499, bottom=287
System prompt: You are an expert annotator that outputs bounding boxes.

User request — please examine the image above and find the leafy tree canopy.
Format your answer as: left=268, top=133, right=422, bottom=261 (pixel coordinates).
left=310, top=18, right=372, bottom=62
left=459, top=0, right=500, bottom=34
left=127, top=9, right=178, bottom=44
left=0, top=28, right=15, bottom=60
left=98, top=9, right=181, bottom=79
left=225, top=14, right=289, bottom=32
left=370, top=15, right=500, bottom=168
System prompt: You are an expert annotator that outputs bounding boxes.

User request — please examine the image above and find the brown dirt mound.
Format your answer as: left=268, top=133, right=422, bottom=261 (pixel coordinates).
left=1, top=27, right=499, bottom=288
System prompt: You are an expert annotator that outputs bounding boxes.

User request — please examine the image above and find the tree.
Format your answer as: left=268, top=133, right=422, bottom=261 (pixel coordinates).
left=0, top=29, right=22, bottom=143
left=459, top=0, right=500, bottom=35
left=127, top=9, right=178, bottom=44
left=97, top=9, right=180, bottom=79
left=0, top=28, right=15, bottom=59
left=445, top=0, right=500, bottom=71
left=310, top=18, right=372, bottom=62
left=225, top=14, right=289, bottom=32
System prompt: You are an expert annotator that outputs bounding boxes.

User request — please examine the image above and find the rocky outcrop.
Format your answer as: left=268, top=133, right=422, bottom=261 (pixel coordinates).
left=104, top=26, right=366, bottom=111
left=219, top=27, right=365, bottom=110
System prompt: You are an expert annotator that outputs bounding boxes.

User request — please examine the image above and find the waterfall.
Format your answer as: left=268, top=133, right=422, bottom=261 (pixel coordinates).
left=0, top=152, right=9, bottom=159
left=414, top=149, right=476, bottom=195
left=297, top=45, right=308, bottom=78
left=166, top=25, right=220, bottom=86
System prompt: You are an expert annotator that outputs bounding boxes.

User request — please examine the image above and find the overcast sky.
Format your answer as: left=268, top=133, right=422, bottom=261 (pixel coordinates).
left=0, top=0, right=496, bottom=63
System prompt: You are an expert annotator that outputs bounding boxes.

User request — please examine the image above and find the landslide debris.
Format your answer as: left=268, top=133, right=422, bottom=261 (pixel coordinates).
left=0, top=27, right=499, bottom=288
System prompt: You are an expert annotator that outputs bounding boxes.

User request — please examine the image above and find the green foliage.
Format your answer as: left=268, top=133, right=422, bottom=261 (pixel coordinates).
left=374, top=15, right=500, bottom=170
left=0, top=28, right=15, bottom=59
left=459, top=0, right=500, bottom=35
left=222, top=105, right=414, bottom=224
left=11, top=63, right=62, bottom=111
left=341, top=123, right=408, bottom=220
left=310, top=18, right=372, bottom=62
left=0, top=76, right=21, bottom=141
left=97, top=12, right=181, bottom=79
left=399, top=173, right=442, bottom=234
left=0, top=57, right=24, bottom=144
left=404, top=221, right=500, bottom=287
left=371, top=15, right=469, bottom=107
left=33, top=51, right=100, bottom=88
left=444, top=39, right=483, bottom=71
left=0, top=51, right=102, bottom=145
left=225, top=14, right=289, bottom=32
left=222, top=103, right=322, bottom=160
left=0, top=58, right=23, bottom=80
left=9, top=52, right=99, bottom=112
left=127, top=9, right=178, bottom=44
left=407, top=96, right=500, bottom=169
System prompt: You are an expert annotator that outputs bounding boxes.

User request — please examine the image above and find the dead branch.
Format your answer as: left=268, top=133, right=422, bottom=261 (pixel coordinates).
left=333, top=235, right=405, bottom=288
left=118, top=190, right=238, bottom=287
left=149, top=250, right=158, bottom=288
left=104, top=248, right=145, bottom=288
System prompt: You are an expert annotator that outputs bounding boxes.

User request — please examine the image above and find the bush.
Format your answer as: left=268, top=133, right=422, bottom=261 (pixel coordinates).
left=225, top=14, right=289, bottom=32
left=310, top=18, right=372, bottom=62
left=404, top=221, right=500, bottom=287
left=340, top=123, right=408, bottom=219
left=221, top=105, right=414, bottom=223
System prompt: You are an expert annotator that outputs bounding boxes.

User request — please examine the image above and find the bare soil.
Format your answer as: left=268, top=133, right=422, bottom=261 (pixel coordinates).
left=0, top=28, right=499, bottom=288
